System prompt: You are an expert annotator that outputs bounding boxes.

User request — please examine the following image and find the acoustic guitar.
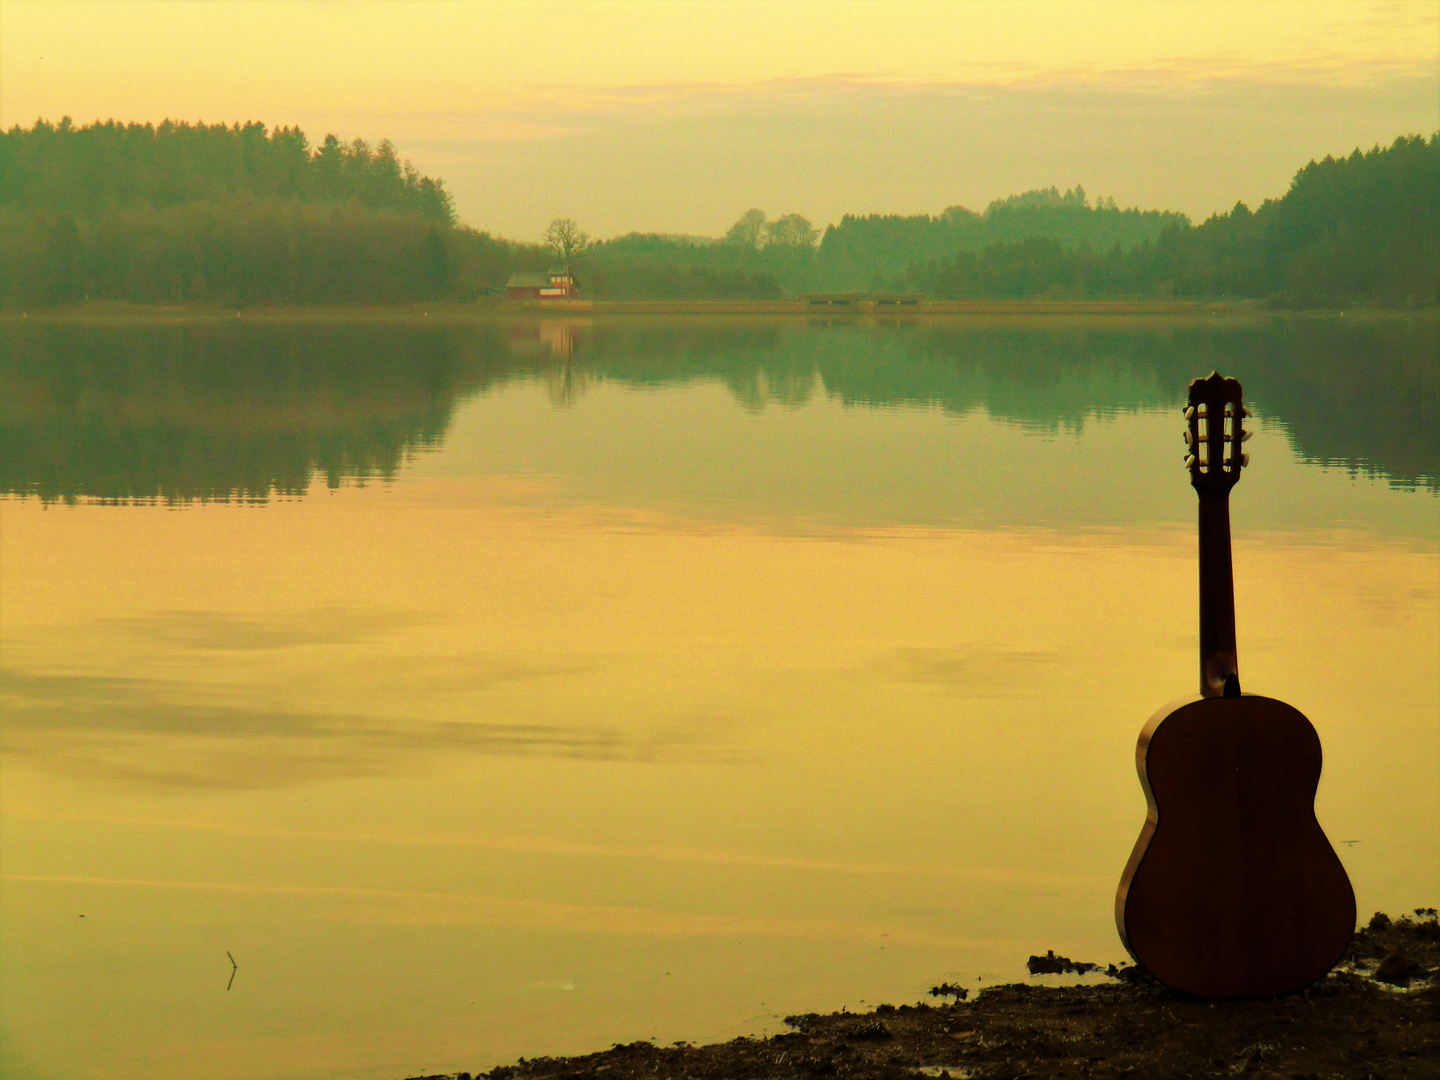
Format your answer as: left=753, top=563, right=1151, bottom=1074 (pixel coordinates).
left=1115, top=371, right=1355, bottom=998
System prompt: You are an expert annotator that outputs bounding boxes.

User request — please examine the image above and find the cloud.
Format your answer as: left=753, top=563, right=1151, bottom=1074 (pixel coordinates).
left=334, top=60, right=1440, bottom=144
left=0, top=665, right=733, bottom=789
left=398, top=67, right=1437, bottom=239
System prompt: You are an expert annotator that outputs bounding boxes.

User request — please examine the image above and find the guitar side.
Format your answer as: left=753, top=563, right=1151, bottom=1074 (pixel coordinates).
left=1116, top=694, right=1356, bottom=997
left=1114, top=695, right=1194, bottom=961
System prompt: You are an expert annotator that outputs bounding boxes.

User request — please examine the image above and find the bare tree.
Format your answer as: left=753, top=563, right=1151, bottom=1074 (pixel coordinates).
left=724, top=208, right=767, bottom=248
left=544, top=218, right=591, bottom=270
left=765, top=213, right=819, bottom=249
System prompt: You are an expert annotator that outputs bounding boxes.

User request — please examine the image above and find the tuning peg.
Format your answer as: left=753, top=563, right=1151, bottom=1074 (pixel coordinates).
left=1242, top=407, right=1253, bottom=418
left=1183, top=454, right=1197, bottom=469
left=1240, top=428, right=1252, bottom=441
left=1183, top=430, right=1194, bottom=445
left=1183, top=406, right=1196, bottom=420
left=1241, top=453, right=1250, bottom=467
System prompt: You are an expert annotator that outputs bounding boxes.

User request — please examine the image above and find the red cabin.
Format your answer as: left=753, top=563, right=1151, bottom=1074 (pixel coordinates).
left=506, top=269, right=577, bottom=300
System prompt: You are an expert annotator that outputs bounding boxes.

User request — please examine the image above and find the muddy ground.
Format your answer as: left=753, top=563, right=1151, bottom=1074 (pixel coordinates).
left=411, top=910, right=1438, bottom=1080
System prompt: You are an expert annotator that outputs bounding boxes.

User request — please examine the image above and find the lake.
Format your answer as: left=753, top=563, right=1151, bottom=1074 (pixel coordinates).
left=1, top=314, right=1436, bottom=1080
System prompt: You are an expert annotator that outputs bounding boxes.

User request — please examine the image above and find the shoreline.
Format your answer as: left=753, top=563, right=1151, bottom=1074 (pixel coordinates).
left=412, top=912, right=1437, bottom=1080
left=3, top=298, right=1433, bottom=326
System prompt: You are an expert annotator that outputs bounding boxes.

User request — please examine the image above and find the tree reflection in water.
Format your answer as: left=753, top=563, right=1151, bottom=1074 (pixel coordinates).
left=1, top=314, right=1433, bottom=504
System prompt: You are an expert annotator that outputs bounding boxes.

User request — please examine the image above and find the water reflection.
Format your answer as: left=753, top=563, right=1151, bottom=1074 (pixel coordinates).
left=2, top=316, right=1434, bottom=504
left=0, top=662, right=716, bottom=791
left=0, top=323, right=512, bottom=503
left=0, top=315, right=1435, bottom=1080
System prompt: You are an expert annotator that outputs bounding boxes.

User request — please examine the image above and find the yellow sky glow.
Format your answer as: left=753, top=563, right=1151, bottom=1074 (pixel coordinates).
left=3, top=2, right=1436, bottom=235
left=3, top=1, right=1435, bottom=127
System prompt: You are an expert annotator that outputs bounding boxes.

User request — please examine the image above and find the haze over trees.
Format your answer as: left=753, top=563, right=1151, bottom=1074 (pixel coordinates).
left=0, top=118, right=544, bottom=304
left=816, top=187, right=1188, bottom=291
left=1, top=119, right=1433, bottom=308
left=555, top=138, right=1440, bottom=306
left=905, top=134, right=1438, bottom=307
left=724, top=209, right=768, bottom=249
left=2, top=119, right=455, bottom=220
left=581, top=212, right=822, bottom=299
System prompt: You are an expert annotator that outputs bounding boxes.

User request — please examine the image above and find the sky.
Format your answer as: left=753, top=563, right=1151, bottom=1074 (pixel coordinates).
left=2, top=1, right=1437, bottom=239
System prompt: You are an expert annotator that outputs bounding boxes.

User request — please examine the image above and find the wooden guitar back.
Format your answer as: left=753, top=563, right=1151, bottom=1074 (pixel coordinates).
left=1116, top=694, right=1356, bottom=997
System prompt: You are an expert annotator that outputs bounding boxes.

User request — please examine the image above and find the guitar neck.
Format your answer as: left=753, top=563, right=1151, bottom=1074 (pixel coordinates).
left=1197, top=487, right=1238, bottom=697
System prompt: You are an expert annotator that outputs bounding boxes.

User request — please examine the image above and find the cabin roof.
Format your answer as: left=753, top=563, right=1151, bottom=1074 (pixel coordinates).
left=507, top=269, right=575, bottom=289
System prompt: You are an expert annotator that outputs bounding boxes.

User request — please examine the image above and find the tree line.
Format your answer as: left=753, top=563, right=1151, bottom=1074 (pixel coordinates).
left=816, top=188, right=1188, bottom=291
left=0, top=118, right=549, bottom=305
left=2, top=118, right=454, bottom=220
left=583, top=135, right=1436, bottom=307
left=902, top=134, right=1437, bottom=308
left=3, top=197, right=540, bottom=306
left=577, top=195, right=1177, bottom=299
left=1, top=119, right=1433, bottom=308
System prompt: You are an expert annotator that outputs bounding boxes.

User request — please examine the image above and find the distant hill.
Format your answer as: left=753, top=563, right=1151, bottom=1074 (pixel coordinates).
left=907, top=134, right=1438, bottom=308
left=817, top=187, right=1187, bottom=292
left=584, top=138, right=1437, bottom=306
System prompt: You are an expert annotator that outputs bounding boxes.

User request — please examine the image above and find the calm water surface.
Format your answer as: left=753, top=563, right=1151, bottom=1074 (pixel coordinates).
left=2, top=316, right=1436, bottom=1080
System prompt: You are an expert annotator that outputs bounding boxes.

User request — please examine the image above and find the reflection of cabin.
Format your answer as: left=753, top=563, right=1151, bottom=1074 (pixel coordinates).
left=506, top=320, right=578, bottom=359
left=506, top=269, right=578, bottom=300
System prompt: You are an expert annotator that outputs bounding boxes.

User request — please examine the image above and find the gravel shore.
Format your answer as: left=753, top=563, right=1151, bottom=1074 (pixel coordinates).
left=409, top=909, right=1438, bottom=1080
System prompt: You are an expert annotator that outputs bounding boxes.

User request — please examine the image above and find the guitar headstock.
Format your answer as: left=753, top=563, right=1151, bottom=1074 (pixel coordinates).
left=1185, top=372, right=1250, bottom=491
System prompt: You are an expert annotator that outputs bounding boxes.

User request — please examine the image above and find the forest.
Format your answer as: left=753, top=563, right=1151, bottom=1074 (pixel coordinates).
left=1, top=119, right=1434, bottom=308
left=903, top=133, right=1437, bottom=308
left=578, top=193, right=1184, bottom=298
left=0, top=119, right=547, bottom=304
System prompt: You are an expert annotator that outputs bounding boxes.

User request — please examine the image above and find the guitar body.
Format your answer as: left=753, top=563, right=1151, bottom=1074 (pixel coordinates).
left=1116, top=693, right=1356, bottom=997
